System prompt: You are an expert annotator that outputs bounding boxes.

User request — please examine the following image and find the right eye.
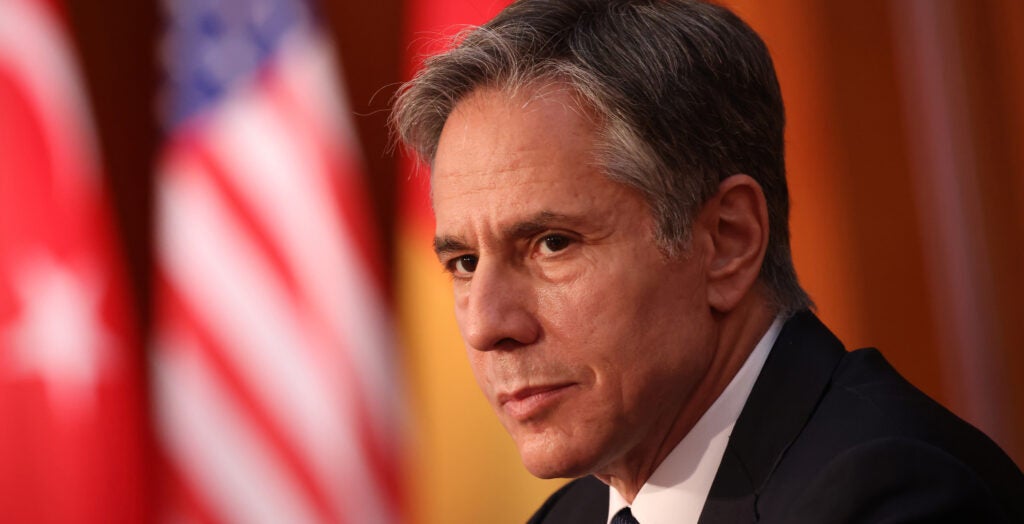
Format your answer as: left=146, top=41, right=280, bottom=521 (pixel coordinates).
left=447, top=255, right=479, bottom=277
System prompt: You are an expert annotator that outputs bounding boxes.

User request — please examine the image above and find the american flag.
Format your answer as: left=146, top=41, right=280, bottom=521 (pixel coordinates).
left=153, top=1, right=402, bottom=522
left=0, top=0, right=146, bottom=522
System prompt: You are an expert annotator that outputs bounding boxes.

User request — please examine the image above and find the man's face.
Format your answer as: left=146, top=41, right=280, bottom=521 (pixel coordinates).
left=431, top=86, right=716, bottom=479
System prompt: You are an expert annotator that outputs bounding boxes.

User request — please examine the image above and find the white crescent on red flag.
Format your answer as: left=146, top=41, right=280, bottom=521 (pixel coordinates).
left=0, top=0, right=146, bottom=522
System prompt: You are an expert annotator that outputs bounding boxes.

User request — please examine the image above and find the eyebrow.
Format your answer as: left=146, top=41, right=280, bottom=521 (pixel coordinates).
left=433, top=236, right=471, bottom=259
left=433, top=211, right=582, bottom=259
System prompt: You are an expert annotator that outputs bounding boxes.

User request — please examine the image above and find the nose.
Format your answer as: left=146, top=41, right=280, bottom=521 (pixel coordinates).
left=456, top=261, right=540, bottom=351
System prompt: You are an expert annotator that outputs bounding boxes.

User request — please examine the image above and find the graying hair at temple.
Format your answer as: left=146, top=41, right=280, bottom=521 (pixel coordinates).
left=391, top=0, right=812, bottom=313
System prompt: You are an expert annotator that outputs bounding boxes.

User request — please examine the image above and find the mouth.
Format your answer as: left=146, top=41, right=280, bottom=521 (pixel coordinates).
left=498, top=383, right=576, bottom=421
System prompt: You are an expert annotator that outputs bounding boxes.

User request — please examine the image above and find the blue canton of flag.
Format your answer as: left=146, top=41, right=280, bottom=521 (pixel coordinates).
left=162, top=0, right=312, bottom=128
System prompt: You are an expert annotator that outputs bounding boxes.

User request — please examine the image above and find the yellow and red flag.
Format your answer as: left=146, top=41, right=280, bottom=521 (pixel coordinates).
left=397, top=1, right=565, bottom=522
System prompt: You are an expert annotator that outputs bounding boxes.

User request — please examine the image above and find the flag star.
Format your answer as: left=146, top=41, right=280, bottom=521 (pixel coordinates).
left=5, top=255, right=115, bottom=416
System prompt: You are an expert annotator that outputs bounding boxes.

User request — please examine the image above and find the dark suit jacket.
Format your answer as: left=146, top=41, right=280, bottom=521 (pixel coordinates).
left=528, top=311, right=1024, bottom=523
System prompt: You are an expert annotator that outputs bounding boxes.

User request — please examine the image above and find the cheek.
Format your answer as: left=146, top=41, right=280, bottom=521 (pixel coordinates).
left=465, top=349, right=497, bottom=399
left=536, top=280, right=599, bottom=331
left=452, top=282, right=471, bottom=322
left=537, top=276, right=652, bottom=402
left=538, top=251, right=635, bottom=323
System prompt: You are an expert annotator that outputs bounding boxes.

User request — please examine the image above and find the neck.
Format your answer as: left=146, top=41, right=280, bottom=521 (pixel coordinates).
left=597, top=294, right=777, bottom=502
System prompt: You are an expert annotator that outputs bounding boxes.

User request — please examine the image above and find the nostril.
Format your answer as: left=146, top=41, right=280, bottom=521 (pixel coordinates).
left=493, top=337, right=523, bottom=351
left=462, top=315, right=539, bottom=352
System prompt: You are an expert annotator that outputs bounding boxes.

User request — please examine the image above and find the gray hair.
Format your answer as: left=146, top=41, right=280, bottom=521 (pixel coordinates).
left=392, top=0, right=811, bottom=313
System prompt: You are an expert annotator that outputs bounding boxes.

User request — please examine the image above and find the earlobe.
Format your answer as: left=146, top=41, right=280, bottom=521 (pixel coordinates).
left=704, top=175, right=770, bottom=313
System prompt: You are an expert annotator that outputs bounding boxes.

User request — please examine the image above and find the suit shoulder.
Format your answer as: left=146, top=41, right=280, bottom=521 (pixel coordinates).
left=527, top=476, right=607, bottom=524
left=829, top=349, right=1018, bottom=466
left=764, top=348, right=1024, bottom=520
left=780, top=437, right=1024, bottom=522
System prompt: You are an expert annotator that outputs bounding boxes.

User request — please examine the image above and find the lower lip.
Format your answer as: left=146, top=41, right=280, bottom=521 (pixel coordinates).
left=502, top=385, right=574, bottom=421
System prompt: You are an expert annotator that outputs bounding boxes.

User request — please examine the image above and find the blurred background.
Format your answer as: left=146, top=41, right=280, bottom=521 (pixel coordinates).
left=0, top=0, right=1021, bottom=523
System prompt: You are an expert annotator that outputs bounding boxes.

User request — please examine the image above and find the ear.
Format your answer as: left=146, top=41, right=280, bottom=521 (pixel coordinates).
left=698, top=174, right=769, bottom=313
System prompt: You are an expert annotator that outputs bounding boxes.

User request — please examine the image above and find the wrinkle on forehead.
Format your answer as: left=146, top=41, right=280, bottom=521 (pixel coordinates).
left=430, top=83, right=603, bottom=193
left=441, top=83, right=599, bottom=152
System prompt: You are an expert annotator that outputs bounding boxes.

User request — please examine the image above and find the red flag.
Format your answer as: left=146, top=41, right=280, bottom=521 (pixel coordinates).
left=153, top=2, right=402, bottom=522
left=0, top=0, right=146, bottom=522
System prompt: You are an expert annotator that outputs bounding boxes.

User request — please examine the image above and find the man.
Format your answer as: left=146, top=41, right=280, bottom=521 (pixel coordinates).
left=391, top=0, right=1024, bottom=522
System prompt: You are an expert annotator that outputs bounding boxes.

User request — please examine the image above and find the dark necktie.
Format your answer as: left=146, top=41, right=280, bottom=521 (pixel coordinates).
left=611, top=507, right=640, bottom=524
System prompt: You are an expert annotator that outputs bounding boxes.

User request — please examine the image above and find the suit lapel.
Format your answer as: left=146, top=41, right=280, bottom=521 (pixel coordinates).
left=698, top=311, right=846, bottom=523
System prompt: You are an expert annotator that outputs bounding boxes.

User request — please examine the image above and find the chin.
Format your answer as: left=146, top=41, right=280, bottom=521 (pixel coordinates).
left=520, top=452, right=591, bottom=480
left=514, top=431, right=603, bottom=480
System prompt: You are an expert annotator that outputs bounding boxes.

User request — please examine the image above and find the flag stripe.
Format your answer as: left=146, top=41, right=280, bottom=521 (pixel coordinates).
left=261, top=65, right=404, bottom=455
left=156, top=275, right=341, bottom=523
left=159, top=161, right=354, bottom=473
left=258, top=43, right=387, bottom=290
left=203, top=59, right=402, bottom=458
left=159, top=149, right=393, bottom=522
left=188, top=135, right=401, bottom=520
left=154, top=328, right=323, bottom=524
left=158, top=453, right=220, bottom=524
left=181, top=137, right=305, bottom=303
left=194, top=125, right=402, bottom=510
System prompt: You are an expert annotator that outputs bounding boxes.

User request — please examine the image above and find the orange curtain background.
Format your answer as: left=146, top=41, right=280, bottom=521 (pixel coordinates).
left=66, top=1, right=1023, bottom=523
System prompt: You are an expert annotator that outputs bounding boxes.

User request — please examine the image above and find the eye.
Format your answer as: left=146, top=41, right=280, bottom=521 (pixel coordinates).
left=538, top=234, right=573, bottom=255
left=447, top=255, right=479, bottom=276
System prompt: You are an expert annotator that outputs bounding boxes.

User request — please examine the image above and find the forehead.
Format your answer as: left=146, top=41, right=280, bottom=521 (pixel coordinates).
left=434, top=85, right=596, bottom=168
left=430, top=85, right=607, bottom=215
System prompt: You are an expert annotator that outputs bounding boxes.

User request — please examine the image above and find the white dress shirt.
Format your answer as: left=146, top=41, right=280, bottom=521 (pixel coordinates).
left=606, top=316, right=784, bottom=524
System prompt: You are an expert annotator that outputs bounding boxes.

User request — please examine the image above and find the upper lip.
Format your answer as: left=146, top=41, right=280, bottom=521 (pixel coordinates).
left=498, top=383, right=574, bottom=405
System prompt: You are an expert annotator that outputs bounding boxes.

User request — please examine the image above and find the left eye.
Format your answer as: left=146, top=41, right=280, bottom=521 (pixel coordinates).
left=538, top=234, right=572, bottom=255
